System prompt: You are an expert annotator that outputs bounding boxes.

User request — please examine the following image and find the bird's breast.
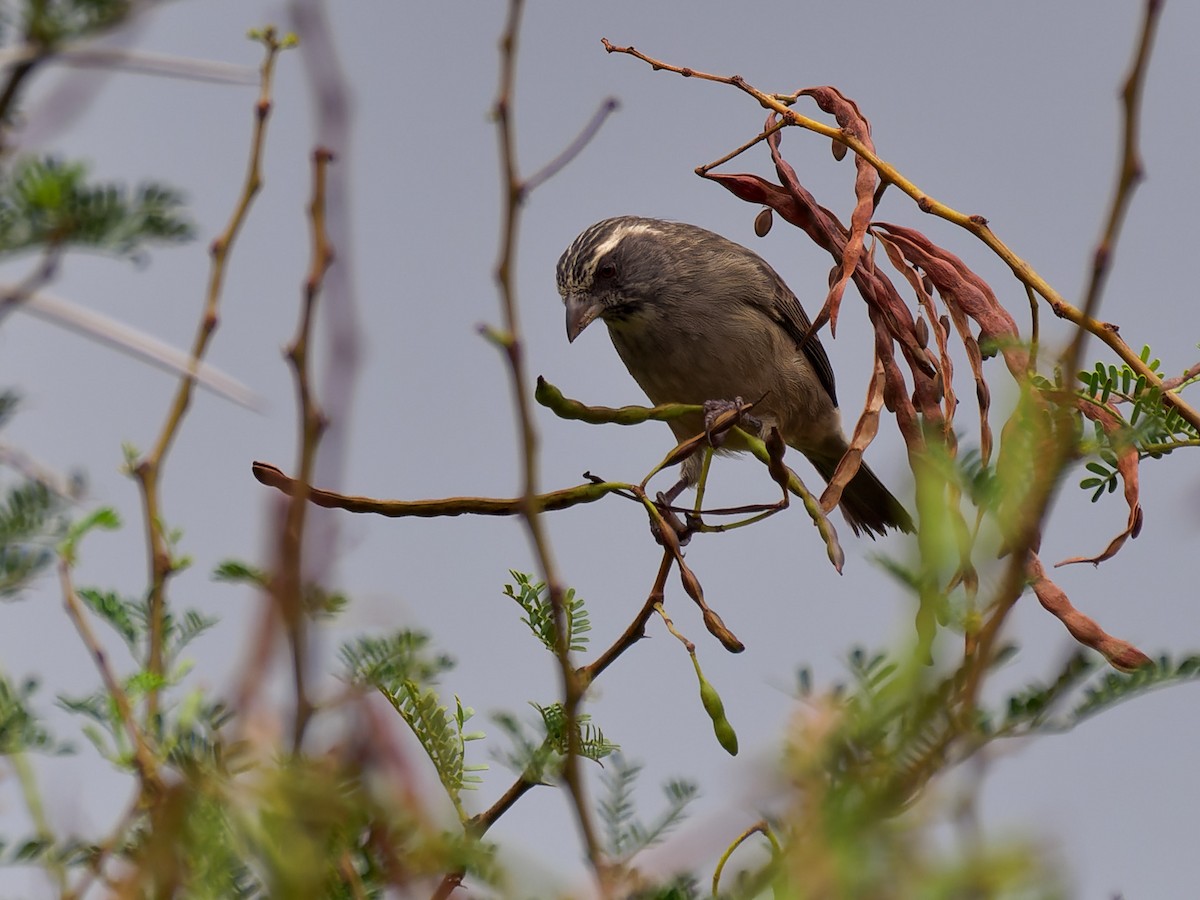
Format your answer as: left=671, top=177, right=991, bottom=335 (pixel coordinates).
left=604, top=305, right=841, bottom=453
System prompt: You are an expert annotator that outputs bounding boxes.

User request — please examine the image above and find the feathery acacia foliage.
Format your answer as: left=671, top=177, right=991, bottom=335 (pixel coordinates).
left=0, top=157, right=192, bottom=260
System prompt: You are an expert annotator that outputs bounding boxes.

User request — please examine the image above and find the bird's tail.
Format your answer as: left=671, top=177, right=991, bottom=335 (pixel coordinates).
left=812, top=456, right=914, bottom=539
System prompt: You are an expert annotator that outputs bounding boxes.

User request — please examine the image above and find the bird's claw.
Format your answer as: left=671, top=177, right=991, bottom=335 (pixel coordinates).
left=703, top=397, right=761, bottom=447
left=652, top=491, right=693, bottom=547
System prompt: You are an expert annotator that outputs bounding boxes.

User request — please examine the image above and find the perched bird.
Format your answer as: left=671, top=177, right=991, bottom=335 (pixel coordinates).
left=555, top=216, right=913, bottom=537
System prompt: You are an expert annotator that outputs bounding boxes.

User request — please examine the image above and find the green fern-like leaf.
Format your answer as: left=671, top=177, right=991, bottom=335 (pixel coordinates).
left=214, top=558, right=348, bottom=621
left=599, top=755, right=697, bottom=860
left=533, top=701, right=618, bottom=763
left=0, top=157, right=192, bottom=260
left=24, top=0, right=135, bottom=45
left=341, top=631, right=481, bottom=803
left=1066, top=654, right=1200, bottom=727
left=0, top=479, right=65, bottom=597
left=340, top=631, right=454, bottom=690
left=1074, top=346, right=1199, bottom=503
left=76, top=588, right=140, bottom=650
left=0, top=675, right=70, bottom=755
left=493, top=703, right=619, bottom=786
left=212, top=559, right=268, bottom=587
left=503, top=570, right=590, bottom=654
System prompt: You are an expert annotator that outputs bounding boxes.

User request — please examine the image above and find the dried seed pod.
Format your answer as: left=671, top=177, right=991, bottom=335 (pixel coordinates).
left=679, top=565, right=703, bottom=602
left=702, top=608, right=745, bottom=653
left=831, top=136, right=848, bottom=161
left=754, top=206, right=773, bottom=237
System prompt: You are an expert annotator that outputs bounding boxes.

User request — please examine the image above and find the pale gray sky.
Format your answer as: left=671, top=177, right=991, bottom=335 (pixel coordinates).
left=1, top=1, right=1198, bottom=896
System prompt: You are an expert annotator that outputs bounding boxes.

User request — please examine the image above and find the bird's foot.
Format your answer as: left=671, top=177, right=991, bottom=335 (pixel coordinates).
left=703, top=397, right=761, bottom=447
left=652, top=489, right=696, bottom=547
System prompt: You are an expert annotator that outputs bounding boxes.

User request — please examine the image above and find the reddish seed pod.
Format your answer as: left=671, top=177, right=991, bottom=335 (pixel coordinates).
left=831, top=136, right=848, bottom=161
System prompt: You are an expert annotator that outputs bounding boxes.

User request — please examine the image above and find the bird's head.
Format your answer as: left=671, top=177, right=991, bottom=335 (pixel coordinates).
left=555, top=216, right=681, bottom=342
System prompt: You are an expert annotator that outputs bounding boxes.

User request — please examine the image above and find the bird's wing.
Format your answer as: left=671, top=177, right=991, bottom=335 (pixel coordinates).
left=758, top=263, right=840, bottom=406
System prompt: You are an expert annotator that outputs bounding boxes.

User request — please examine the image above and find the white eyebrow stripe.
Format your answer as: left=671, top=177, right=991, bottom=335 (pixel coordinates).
left=585, top=221, right=660, bottom=271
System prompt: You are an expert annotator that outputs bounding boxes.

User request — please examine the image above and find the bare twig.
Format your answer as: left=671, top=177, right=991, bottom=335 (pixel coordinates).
left=273, top=146, right=336, bottom=752
left=61, top=798, right=141, bottom=900
left=0, top=250, right=61, bottom=323
left=288, top=0, right=364, bottom=583
left=9, top=286, right=260, bottom=407
left=1062, top=0, right=1163, bottom=384
left=579, top=550, right=674, bottom=685
left=961, top=0, right=1164, bottom=701
left=493, top=0, right=606, bottom=882
left=52, top=47, right=256, bottom=83
left=431, top=551, right=675, bottom=899
left=1161, top=360, right=1200, bottom=393
left=59, top=560, right=161, bottom=795
left=0, top=38, right=46, bottom=156
left=695, top=118, right=787, bottom=176
left=522, top=96, right=619, bottom=196
left=133, top=28, right=288, bottom=720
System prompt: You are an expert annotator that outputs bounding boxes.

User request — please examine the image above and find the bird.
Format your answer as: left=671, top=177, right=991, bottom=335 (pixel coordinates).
left=555, top=215, right=913, bottom=538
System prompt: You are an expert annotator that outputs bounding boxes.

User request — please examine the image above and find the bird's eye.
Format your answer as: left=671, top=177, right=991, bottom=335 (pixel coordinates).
left=596, top=261, right=617, bottom=280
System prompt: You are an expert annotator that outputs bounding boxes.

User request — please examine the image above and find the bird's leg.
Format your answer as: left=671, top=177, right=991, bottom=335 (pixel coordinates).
left=649, top=398, right=760, bottom=548
left=654, top=480, right=692, bottom=547
left=653, top=453, right=704, bottom=547
left=657, top=476, right=689, bottom=507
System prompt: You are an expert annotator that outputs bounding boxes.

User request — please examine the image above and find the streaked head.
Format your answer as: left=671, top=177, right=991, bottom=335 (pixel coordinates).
left=556, top=216, right=675, bottom=342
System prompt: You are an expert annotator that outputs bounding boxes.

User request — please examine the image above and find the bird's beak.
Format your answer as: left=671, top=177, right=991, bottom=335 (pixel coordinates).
left=564, top=294, right=602, bottom=343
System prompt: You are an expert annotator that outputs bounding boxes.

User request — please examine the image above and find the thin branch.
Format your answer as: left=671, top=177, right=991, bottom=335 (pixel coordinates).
left=274, top=146, right=336, bottom=752
left=431, top=771, right=541, bottom=900
left=287, top=0, right=364, bottom=584
left=61, top=799, right=141, bottom=900
left=960, top=0, right=1164, bottom=704
left=0, top=249, right=60, bottom=323
left=579, top=550, right=674, bottom=686
left=433, top=550, right=678, bottom=898
left=0, top=44, right=45, bottom=156
left=132, top=28, right=288, bottom=720
left=695, top=118, right=787, bottom=176
left=53, top=47, right=257, bottom=84
left=1062, top=0, right=1162, bottom=383
left=59, top=559, right=161, bottom=796
left=1161, top=360, right=1200, bottom=393
left=493, top=1, right=606, bottom=880
left=10, top=286, right=260, bottom=407
left=522, top=96, right=619, bottom=196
